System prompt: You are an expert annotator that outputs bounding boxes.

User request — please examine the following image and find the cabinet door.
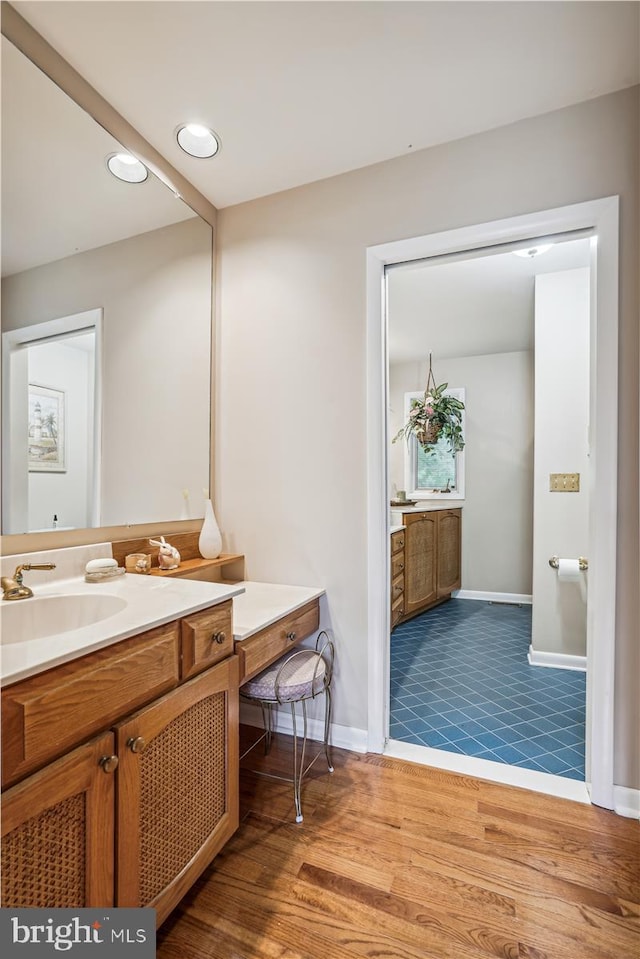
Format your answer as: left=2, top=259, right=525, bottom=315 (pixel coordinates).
left=403, top=512, right=438, bottom=616
left=437, top=510, right=462, bottom=597
left=1, top=732, right=116, bottom=908
left=115, top=656, right=239, bottom=925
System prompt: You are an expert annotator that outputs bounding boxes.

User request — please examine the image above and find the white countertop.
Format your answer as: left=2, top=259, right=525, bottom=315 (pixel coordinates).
left=1, top=546, right=325, bottom=685
left=393, top=501, right=464, bottom=512
left=1, top=572, right=244, bottom=686
left=232, top=581, right=325, bottom=641
left=390, top=501, right=464, bottom=527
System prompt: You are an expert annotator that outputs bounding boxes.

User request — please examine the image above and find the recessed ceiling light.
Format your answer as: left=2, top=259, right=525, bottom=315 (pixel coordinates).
left=513, top=243, right=553, bottom=259
left=176, top=123, right=220, bottom=159
left=106, top=152, right=148, bottom=183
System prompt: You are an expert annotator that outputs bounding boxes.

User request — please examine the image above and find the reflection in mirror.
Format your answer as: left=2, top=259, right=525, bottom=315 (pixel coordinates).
left=1, top=36, right=212, bottom=534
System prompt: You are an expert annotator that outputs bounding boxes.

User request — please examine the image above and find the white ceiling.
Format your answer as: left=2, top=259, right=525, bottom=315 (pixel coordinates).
left=12, top=1, right=640, bottom=210
left=1, top=37, right=195, bottom=276
left=387, top=237, right=591, bottom=363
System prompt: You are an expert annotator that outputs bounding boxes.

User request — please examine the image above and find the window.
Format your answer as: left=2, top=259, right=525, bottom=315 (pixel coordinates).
left=403, top=387, right=465, bottom=499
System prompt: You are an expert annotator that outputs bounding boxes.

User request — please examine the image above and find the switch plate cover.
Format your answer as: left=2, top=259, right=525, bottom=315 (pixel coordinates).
left=549, top=473, right=580, bottom=492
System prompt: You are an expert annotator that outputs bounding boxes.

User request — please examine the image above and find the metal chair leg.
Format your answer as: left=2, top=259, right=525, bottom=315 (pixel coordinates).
left=324, top=685, right=334, bottom=773
left=261, top=701, right=273, bottom=755
left=291, top=699, right=308, bottom=823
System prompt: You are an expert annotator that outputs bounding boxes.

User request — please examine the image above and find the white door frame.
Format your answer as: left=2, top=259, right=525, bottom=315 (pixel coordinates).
left=2, top=308, right=103, bottom=533
left=366, top=197, right=619, bottom=810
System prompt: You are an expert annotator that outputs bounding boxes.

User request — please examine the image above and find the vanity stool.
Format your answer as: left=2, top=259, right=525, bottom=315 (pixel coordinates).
left=239, top=632, right=334, bottom=823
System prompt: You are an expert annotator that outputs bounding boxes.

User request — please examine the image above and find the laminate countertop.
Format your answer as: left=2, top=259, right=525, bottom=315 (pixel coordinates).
left=390, top=501, right=464, bottom=528
left=232, top=581, right=325, bottom=641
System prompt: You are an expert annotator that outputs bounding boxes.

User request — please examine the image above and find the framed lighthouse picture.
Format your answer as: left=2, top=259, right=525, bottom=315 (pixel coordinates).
left=28, top=384, right=66, bottom=472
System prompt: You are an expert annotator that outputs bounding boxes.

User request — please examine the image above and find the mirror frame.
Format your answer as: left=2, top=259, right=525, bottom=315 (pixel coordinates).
left=0, top=2, right=218, bottom=554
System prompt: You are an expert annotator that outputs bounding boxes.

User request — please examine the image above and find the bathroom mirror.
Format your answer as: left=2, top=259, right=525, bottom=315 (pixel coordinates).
left=1, top=36, right=213, bottom=534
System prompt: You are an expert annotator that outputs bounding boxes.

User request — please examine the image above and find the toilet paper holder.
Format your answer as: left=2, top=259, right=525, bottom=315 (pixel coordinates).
left=549, top=555, right=588, bottom=571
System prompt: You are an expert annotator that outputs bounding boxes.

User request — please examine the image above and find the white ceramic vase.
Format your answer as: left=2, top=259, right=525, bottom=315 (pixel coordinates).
left=199, top=499, right=222, bottom=559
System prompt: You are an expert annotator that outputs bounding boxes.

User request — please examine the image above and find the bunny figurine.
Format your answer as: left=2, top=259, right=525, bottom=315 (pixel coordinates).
left=149, top=536, right=181, bottom=570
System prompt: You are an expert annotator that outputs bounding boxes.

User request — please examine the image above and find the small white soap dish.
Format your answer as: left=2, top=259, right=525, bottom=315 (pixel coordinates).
left=84, top=558, right=125, bottom=583
left=85, top=566, right=126, bottom=584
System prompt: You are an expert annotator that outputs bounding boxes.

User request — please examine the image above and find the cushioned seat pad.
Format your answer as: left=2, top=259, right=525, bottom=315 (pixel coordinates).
left=241, top=650, right=326, bottom=703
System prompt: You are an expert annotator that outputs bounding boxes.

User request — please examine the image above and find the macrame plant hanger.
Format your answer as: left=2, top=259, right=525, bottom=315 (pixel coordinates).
left=419, top=353, right=441, bottom=446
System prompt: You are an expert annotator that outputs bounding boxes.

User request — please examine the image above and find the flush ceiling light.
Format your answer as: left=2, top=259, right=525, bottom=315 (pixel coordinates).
left=176, top=123, right=220, bottom=158
left=106, top=152, right=148, bottom=183
left=513, top=243, right=553, bottom=258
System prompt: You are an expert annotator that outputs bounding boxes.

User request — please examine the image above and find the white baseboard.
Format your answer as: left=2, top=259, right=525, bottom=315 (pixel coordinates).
left=528, top=644, right=587, bottom=671
left=452, top=589, right=532, bottom=605
left=239, top=702, right=368, bottom=753
left=613, top=785, right=640, bottom=819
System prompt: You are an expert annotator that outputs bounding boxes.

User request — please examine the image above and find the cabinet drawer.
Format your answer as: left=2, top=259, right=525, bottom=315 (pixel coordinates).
left=236, top=599, right=320, bottom=683
left=391, top=530, right=405, bottom=555
left=391, top=575, right=404, bottom=602
left=391, top=594, right=405, bottom=629
left=181, top=601, right=233, bottom=680
left=391, top=553, right=405, bottom=580
left=2, top=623, right=180, bottom=788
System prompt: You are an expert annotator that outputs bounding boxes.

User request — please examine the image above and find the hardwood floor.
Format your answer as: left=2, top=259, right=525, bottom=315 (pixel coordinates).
left=157, top=728, right=640, bottom=959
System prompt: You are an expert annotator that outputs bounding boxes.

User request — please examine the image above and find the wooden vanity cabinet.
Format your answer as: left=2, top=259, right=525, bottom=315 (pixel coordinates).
left=1, top=732, right=116, bottom=908
left=398, top=509, right=461, bottom=623
left=116, top=656, right=238, bottom=924
left=390, top=529, right=406, bottom=630
left=402, top=512, right=438, bottom=618
left=236, top=598, right=320, bottom=683
left=436, top=509, right=462, bottom=598
left=0, top=600, right=238, bottom=920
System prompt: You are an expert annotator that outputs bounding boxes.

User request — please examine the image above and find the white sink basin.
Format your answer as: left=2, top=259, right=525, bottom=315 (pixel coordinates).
left=1, top=594, right=128, bottom=644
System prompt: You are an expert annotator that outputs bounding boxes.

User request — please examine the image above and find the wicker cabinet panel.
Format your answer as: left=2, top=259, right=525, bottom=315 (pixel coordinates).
left=115, top=656, right=239, bottom=925
left=437, top=511, right=462, bottom=596
left=1, top=732, right=115, bottom=908
left=403, top=512, right=438, bottom=617
left=397, top=509, right=462, bottom=624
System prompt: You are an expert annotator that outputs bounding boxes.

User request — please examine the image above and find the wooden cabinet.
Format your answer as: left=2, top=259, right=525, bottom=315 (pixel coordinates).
left=180, top=601, right=233, bottom=680
left=398, top=509, right=461, bottom=624
left=1, top=603, right=238, bottom=921
left=390, top=529, right=406, bottom=630
left=116, top=657, right=238, bottom=924
left=2, top=622, right=181, bottom=790
left=437, top=510, right=462, bottom=598
left=235, top=598, right=320, bottom=683
left=1, top=732, right=116, bottom=908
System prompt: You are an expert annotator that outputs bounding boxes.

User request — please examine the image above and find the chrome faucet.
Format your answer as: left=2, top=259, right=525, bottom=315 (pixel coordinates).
left=1, top=563, right=56, bottom=601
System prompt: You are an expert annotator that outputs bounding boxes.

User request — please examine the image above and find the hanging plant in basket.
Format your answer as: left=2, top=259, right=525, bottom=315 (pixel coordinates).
left=392, top=355, right=465, bottom=455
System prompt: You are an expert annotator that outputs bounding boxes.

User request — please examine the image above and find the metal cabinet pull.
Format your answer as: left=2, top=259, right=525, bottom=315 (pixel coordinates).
left=211, top=631, right=226, bottom=645
left=286, top=631, right=296, bottom=642
left=127, top=736, right=147, bottom=754
left=99, top=755, right=119, bottom=774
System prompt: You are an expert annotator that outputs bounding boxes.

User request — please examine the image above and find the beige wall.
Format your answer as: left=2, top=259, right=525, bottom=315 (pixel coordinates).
left=217, top=86, right=639, bottom=788
left=2, top=217, right=212, bottom=529
left=390, top=352, right=534, bottom=596
left=532, top=269, right=590, bottom=657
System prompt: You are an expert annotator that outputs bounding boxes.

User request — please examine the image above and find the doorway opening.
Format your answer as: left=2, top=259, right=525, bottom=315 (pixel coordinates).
left=387, top=235, right=590, bottom=786
left=2, top=308, right=102, bottom=533
left=366, top=198, right=619, bottom=807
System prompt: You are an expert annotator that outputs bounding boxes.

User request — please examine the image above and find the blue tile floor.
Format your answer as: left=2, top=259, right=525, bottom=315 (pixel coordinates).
left=390, top=599, right=586, bottom=780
